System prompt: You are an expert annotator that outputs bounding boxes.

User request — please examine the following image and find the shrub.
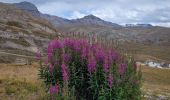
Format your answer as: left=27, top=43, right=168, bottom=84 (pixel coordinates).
left=38, top=38, right=142, bottom=100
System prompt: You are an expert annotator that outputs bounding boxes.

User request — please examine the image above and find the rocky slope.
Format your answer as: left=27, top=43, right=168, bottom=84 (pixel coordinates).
left=0, top=2, right=59, bottom=63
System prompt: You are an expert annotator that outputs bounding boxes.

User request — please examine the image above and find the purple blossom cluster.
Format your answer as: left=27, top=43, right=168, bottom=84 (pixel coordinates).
left=47, top=39, right=63, bottom=60
left=49, top=83, right=60, bottom=95
left=88, top=54, right=97, bottom=73
left=42, top=38, right=130, bottom=94
left=61, top=63, right=69, bottom=82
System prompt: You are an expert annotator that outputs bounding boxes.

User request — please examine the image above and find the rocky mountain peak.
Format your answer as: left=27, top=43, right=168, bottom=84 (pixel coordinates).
left=14, top=1, right=40, bottom=16
left=14, top=1, right=38, bottom=11
left=75, top=14, right=121, bottom=27
left=82, top=14, right=101, bottom=20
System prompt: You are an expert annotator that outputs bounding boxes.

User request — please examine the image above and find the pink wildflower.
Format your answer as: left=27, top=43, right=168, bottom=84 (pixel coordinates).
left=88, top=55, right=97, bottom=73
left=61, top=63, right=69, bottom=82
left=49, top=84, right=60, bottom=95
left=62, top=53, right=71, bottom=64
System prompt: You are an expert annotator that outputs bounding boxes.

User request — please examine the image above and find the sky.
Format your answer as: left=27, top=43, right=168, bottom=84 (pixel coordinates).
left=1, top=0, right=170, bottom=27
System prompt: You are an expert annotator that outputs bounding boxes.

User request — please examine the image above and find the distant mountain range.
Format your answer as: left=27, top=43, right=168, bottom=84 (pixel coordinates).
left=14, top=1, right=152, bottom=28
left=14, top=1, right=121, bottom=28
left=12, top=1, right=170, bottom=46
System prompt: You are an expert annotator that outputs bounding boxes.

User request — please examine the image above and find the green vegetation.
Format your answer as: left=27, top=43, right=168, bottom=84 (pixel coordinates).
left=141, top=66, right=170, bottom=99
left=0, top=63, right=48, bottom=100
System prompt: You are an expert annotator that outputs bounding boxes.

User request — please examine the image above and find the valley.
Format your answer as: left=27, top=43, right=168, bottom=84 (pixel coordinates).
left=0, top=1, right=170, bottom=100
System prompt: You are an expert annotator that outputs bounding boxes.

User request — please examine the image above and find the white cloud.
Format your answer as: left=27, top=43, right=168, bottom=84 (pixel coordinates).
left=70, top=11, right=86, bottom=19
left=38, top=1, right=72, bottom=15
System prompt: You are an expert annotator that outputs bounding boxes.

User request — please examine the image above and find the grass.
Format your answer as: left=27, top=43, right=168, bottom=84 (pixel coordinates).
left=141, top=66, right=170, bottom=99
left=0, top=63, right=49, bottom=100
left=117, top=43, right=170, bottom=62
left=0, top=63, right=170, bottom=99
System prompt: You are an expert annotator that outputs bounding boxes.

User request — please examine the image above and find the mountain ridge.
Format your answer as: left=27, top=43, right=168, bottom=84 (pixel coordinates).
left=13, top=1, right=121, bottom=27
left=11, top=1, right=170, bottom=47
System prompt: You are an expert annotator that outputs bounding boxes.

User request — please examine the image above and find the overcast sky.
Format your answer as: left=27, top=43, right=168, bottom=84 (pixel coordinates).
left=1, top=0, right=170, bottom=27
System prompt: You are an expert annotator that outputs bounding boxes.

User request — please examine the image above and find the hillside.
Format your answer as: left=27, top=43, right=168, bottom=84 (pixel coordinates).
left=0, top=2, right=59, bottom=63
left=0, top=1, right=169, bottom=100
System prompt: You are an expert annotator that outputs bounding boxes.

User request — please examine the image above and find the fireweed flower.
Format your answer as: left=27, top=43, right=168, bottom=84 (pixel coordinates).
left=88, top=55, right=97, bottom=73
left=108, top=73, right=113, bottom=88
left=47, top=39, right=63, bottom=60
left=62, top=53, right=71, bottom=64
left=102, top=50, right=118, bottom=72
left=80, top=39, right=89, bottom=59
left=103, top=56, right=110, bottom=73
left=95, top=49, right=105, bottom=62
left=81, top=46, right=89, bottom=60
left=51, top=39, right=63, bottom=50
left=61, top=63, right=69, bottom=82
left=91, top=44, right=98, bottom=53
left=118, top=63, right=127, bottom=75
left=49, top=84, right=60, bottom=95
left=73, top=41, right=81, bottom=52
left=64, top=38, right=74, bottom=49
left=91, top=44, right=105, bottom=62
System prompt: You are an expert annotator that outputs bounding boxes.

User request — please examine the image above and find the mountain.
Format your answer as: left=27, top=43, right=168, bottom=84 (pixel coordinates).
left=125, top=24, right=152, bottom=27
left=40, top=14, right=72, bottom=26
left=1, top=1, right=170, bottom=62
left=12, top=1, right=170, bottom=46
left=13, top=1, right=121, bottom=27
left=14, top=1, right=40, bottom=16
left=72, top=15, right=121, bottom=27
left=0, top=2, right=59, bottom=63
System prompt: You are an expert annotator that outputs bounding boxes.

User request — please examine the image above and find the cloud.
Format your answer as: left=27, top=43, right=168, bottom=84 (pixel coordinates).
left=70, top=11, right=86, bottom=19
left=0, top=0, right=170, bottom=27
